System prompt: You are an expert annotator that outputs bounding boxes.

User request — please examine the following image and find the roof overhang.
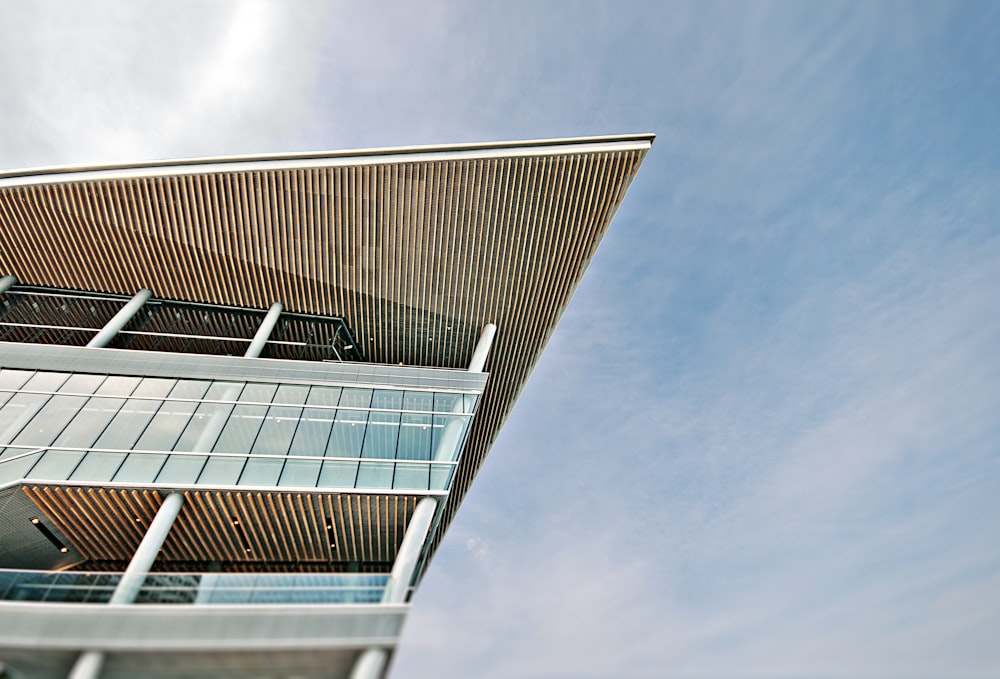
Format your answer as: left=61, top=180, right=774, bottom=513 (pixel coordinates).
left=0, top=134, right=653, bottom=533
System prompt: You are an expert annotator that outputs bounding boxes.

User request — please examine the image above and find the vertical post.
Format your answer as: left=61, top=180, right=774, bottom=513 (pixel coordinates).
left=87, top=289, right=152, bottom=348
left=244, top=302, right=283, bottom=358
left=67, top=651, right=104, bottom=679
left=382, top=497, right=437, bottom=604
left=68, top=492, right=184, bottom=679
left=0, top=274, right=16, bottom=294
left=467, top=323, right=497, bottom=372
left=110, top=492, right=185, bottom=604
left=349, top=649, right=388, bottom=679
left=351, top=497, right=438, bottom=679
left=432, top=401, right=468, bottom=463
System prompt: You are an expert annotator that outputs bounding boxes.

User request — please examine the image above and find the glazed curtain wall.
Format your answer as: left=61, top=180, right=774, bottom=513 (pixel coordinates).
left=0, top=368, right=477, bottom=492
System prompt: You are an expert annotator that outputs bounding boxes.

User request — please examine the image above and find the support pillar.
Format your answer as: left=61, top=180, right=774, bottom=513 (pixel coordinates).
left=349, top=497, right=438, bottom=679
left=67, top=652, right=104, bottom=679
left=67, top=492, right=184, bottom=679
left=432, top=402, right=468, bottom=463
left=467, top=323, right=497, bottom=372
left=244, top=302, right=283, bottom=358
left=87, top=289, right=151, bottom=348
left=0, top=274, right=16, bottom=294
left=383, top=497, right=437, bottom=603
left=349, top=649, right=388, bottom=679
left=111, top=492, right=185, bottom=604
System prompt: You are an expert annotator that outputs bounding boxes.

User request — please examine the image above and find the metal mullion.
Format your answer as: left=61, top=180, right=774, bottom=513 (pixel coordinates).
left=61, top=395, right=126, bottom=480
left=1, top=391, right=55, bottom=447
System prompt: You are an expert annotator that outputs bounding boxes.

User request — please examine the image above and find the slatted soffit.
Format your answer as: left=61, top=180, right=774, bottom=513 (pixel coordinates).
left=23, top=486, right=423, bottom=566
left=0, top=134, right=653, bottom=534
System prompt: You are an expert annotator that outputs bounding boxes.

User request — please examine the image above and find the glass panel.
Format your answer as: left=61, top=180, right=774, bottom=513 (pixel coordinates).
left=94, top=376, right=140, bottom=396
left=430, top=463, right=455, bottom=490
left=131, top=378, right=176, bottom=399
left=338, top=388, right=372, bottom=408
left=22, top=371, right=70, bottom=393
left=402, top=391, right=434, bottom=412
left=11, top=395, right=87, bottom=447
left=197, top=456, right=245, bottom=485
left=273, top=385, right=309, bottom=406
left=52, top=397, right=125, bottom=449
left=355, top=461, right=393, bottom=489
left=93, top=398, right=160, bottom=450
left=305, top=386, right=341, bottom=407
left=155, top=454, right=207, bottom=484
left=317, top=460, right=358, bottom=488
left=204, top=381, right=244, bottom=401
left=431, top=415, right=470, bottom=462
left=134, top=401, right=198, bottom=451
left=326, top=410, right=367, bottom=458
left=0, top=369, right=33, bottom=391
left=174, top=401, right=236, bottom=452
left=168, top=380, right=211, bottom=401
left=393, top=462, right=429, bottom=490
left=288, top=408, right=334, bottom=457
left=113, top=453, right=168, bottom=483
left=0, top=392, right=53, bottom=447
left=371, top=389, right=403, bottom=410
left=57, top=374, right=105, bottom=395
left=70, top=452, right=126, bottom=482
left=239, top=383, right=277, bottom=404
left=213, top=405, right=267, bottom=453
left=239, top=458, right=283, bottom=486
left=397, top=414, right=432, bottom=460
left=26, top=450, right=86, bottom=481
left=250, top=406, right=301, bottom=456
left=362, top=412, right=400, bottom=459
left=0, top=452, right=41, bottom=484
left=278, top=459, right=321, bottom=487
left=433, top=392, right=462, bottom=413
left=463, top=394, right=478, bottom=414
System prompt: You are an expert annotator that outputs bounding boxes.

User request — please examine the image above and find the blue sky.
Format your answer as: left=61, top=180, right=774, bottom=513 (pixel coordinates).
left=2, top=2, right=999, bottom=677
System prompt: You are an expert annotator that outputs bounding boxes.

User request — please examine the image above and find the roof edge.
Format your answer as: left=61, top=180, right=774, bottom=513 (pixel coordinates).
left=0, top=133, right=655, bottom=188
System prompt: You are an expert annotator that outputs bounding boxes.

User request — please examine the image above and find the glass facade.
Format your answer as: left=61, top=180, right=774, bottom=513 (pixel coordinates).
left=0, top=368, right=478, bottom=492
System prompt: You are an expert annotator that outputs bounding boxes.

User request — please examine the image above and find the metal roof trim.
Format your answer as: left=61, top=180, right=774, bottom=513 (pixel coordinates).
left=0, top=134, right=654, bottom=188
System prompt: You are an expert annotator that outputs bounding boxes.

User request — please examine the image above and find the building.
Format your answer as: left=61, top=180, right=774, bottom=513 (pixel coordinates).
left=0, top=135, right=652, bottom=679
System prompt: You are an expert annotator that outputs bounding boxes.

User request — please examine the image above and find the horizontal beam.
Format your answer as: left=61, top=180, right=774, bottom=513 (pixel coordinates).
left=0, top=602, right=408, bottom=650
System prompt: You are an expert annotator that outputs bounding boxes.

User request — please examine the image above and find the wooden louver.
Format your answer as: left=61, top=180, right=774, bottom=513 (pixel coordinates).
left=0, top=135, right=653, bottom=553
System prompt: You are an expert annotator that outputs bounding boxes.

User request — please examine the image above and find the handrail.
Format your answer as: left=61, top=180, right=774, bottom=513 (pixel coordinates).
left=0, top=569, right=390, bottom=605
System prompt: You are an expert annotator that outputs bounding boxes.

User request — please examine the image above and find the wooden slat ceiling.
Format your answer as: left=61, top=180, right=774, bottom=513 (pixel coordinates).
left=23, top=485, right=422, bottom=567
left=0, top=136, right=653, bottom=551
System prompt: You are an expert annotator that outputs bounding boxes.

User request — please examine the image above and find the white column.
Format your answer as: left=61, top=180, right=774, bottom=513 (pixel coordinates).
left=244, top=302, right=283, bottom=358
left=349, top=649, right=388, bottom=679
left=67, top=492, right=184, bottom=679
left=87, top=289, right=152, bottom=348
left=433, top=400, right=468, bottom=463
left=382, top=497, right=437, bottom=604
left=110, top=492, right=185, bottom=605
left=0, top=274, right=16, bottom=294
left=467, top=323, right=497, bottom=372
left=190, top=385, right=240, bottom=453
left=67, top=651, right=104, bottom=679
left=350, top=497, right=438, bottom=679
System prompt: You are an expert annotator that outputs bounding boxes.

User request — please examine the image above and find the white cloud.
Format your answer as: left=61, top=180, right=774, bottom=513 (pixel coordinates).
left=0, top=1, right=330, bottom=168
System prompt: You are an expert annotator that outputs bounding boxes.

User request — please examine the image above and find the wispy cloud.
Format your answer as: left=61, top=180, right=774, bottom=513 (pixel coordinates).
left=0, top=1, right=331, bottom=168
left=1, top=2, right=998, bottom=678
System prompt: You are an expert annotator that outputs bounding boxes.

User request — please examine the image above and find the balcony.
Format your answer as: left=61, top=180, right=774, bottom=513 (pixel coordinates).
left=0, top=569, right=389, bottom=605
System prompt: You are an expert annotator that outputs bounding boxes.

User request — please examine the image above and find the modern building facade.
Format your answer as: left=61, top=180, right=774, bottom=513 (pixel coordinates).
left=0, top=135, right=652, bottom=679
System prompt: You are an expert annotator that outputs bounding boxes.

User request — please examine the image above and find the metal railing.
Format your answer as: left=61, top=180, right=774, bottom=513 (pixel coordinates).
left=0, top=569, right=388, bottom=605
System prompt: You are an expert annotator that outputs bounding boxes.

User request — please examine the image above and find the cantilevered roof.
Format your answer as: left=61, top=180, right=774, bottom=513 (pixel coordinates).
left=0, top=134, right=653, bottom=540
